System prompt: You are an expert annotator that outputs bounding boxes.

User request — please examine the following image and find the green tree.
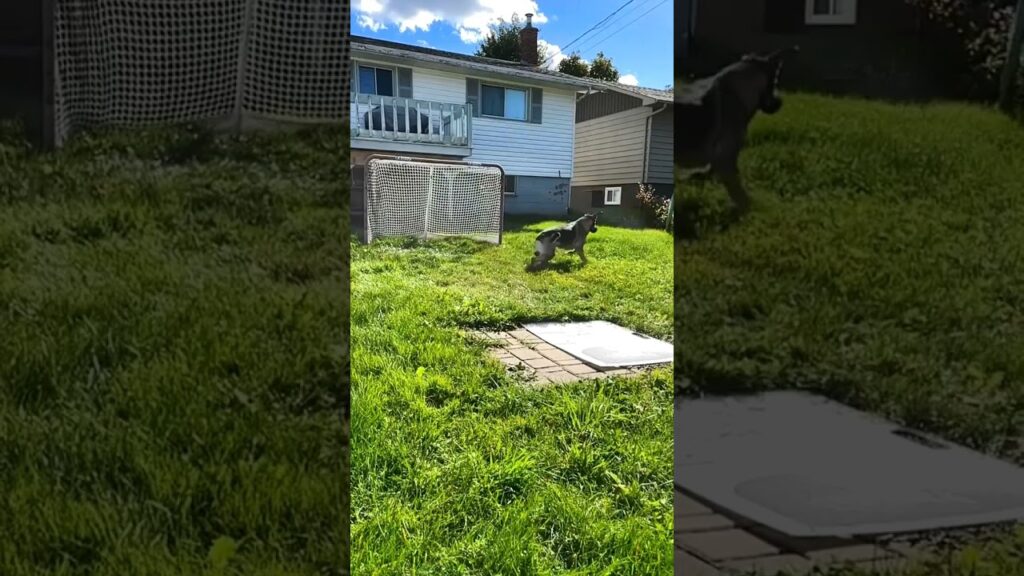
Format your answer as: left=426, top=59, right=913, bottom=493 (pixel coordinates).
left=558, top=52, right=590, bottom=77
left=476, top=14, right=548, bottom=63
left=588, top=51, right=620, bottom=81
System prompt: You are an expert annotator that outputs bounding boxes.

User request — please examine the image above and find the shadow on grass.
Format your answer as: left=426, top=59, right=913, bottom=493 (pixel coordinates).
left=525, top=258, right=586, bottom=275
left=503, top=215, right=560, bottom=234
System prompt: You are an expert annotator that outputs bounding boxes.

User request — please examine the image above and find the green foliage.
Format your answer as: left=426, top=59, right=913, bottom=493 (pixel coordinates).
left=476, top=14, right=548, bottom=64
left=904, top=0, right=1017, bottom=97
left=588, top=52, right=620, bottom=82
left=0, top=124, right=348, bottom=575
left=635, top=183, right=671, bottom=228
left=351, top=221, right=673, bottom=573
left=558, top=52, right=590, bottom=77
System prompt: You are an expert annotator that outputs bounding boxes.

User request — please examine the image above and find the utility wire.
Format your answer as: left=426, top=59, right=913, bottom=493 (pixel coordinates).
left=540, top=0, right=638, bottom=67
left=572, top=0, right=669, bottom=58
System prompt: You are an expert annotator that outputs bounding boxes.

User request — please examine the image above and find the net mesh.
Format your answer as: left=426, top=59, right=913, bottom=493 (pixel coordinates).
left=53, top=0, right=345, bottom=145
left=366, top=158, right=504, bottom=244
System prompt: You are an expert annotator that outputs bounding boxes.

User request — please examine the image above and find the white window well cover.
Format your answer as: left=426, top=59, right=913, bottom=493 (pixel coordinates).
left=676, top=391, right=1024, bottom=537
left=524, top=321, right=673, bottom=368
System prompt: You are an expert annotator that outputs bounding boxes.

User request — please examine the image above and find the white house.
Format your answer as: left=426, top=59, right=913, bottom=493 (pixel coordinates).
left=349, top=16, right=603, bottom=219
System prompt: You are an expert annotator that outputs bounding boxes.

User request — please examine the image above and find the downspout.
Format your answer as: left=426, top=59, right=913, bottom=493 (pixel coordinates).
left=643, top=102, right=670, bottom=184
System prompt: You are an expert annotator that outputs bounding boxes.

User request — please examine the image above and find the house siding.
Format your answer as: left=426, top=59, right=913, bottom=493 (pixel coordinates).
left=571, top=106, right=649, bottom=188
left=352, top=58, right=577, bottom=179
left=575, top=90, right=643, bottom=122
left=645, top=107, right=673, bottom=184
left=505, top=176, right=571, bottom=216
left=685, top=0, right=953, bottom=100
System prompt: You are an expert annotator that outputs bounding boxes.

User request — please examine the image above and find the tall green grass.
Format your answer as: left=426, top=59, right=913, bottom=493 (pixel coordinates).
left=0, top=125, right=348, bottom=575
left=677, top=93, right=1024, bottom=573
left=351, top=223, right=674, bottom=574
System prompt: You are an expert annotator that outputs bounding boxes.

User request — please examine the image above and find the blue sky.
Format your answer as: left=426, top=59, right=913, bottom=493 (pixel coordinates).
left=351, top=0, right=673, bottom=89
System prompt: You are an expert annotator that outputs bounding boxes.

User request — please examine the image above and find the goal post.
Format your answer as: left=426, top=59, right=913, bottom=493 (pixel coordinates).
left=364, top=154, right=506, bottom=245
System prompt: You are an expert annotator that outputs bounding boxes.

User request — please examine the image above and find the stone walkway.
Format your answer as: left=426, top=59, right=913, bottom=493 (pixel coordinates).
left=467, top=328, right=665, bottom=385
left=675, top=486, right=939, bottom=575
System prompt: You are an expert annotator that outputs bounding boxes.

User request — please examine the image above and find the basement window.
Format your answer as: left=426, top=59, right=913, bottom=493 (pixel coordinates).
left=805, top=0, right=856, bottom=25
left=504, top=175, right=517, bottom=196
left=604, top=186, right=622, bottom=206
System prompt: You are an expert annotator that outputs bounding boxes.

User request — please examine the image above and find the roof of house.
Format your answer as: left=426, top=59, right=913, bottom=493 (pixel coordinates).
left=588, top=80, right=674, bottom=103
left=351, top=35, right=601, bottom=90
left=351, top=35, right=674, bottom=102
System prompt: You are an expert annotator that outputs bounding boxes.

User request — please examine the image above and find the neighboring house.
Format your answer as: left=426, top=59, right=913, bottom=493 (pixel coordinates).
left=570, top=84, right=673, bottom=228
left=682, top=0, right=953, bottom=100
left=349, top=17, right=604, bottom=232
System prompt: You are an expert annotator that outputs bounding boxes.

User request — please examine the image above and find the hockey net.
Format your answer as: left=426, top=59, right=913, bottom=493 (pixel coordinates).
left=52, top=0, right=347, bottom=146
left=365, top=157, right=505, bottom=245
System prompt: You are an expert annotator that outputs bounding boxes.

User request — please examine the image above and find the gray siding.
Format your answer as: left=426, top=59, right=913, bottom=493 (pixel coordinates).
left=644, top=107, right=673, bottom=184
left=1, top=1, right=47, bottom=147
left=571, top=106, right=649, bottom=188
left=686, top=0, right=947, bottom=101
left=504, top=176, right=570, bottom=216
left=575, top=90, right=643, bottom=122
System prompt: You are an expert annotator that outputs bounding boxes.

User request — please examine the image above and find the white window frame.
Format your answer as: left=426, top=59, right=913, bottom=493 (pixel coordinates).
left=355, top=63, right=398, bottom=97
left=604, top=186, right=622, bottom=206
left=480, top=83, right=530, bottom=122
left=805, top=0, right=857, bottom=25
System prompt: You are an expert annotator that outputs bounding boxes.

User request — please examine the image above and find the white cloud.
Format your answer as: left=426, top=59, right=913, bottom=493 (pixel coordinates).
left=539, top=39, right=569, bottom=70
left=355, top=0, right=549, bottom=44
left=357, top=14, right=387, bottom=32
left=416, top=39, right=433, bottom=47
left=619, top=74, right=639, bottom=86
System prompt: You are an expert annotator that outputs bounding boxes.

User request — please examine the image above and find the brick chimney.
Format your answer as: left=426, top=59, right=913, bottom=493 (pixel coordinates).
left=519, top=13, right=539, bottom=66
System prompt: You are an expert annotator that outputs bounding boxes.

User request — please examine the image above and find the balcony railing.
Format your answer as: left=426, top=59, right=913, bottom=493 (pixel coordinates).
left=351, top=93, right=471, bottom=147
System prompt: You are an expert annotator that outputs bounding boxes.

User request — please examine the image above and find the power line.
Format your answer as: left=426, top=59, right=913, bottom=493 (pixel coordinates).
left=572, top=0, right=669, bottom=57
left=559, top=0, right=637, bottom=53
left=540, top=0, right=638, bottom=67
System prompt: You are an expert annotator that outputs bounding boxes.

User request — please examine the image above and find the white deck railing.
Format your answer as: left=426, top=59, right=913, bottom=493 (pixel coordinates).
left=350, top=93, right=471, bottom=147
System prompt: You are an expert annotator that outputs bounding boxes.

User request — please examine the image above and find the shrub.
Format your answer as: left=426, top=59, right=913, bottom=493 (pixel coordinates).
left=906, top=0, right=1017, bottom=98
left=634, top=183, right=670, bottom=228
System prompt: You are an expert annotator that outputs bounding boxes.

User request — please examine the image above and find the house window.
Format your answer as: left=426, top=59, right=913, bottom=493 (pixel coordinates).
left=805, top=0, right=856, bottom=25
left=357, top=65, right=395, bottom=96
left=481, top=84, right=528, bottom=120
left=504, top=175, right=517, bottom=196
left=604, top=186, right=622, bottom=206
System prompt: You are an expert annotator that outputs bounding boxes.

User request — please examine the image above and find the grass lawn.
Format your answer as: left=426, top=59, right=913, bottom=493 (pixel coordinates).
left=350, top=220, right=673, bottom=574
left=0, top=125, right=347, bottom=575
left=677, top=93, right=1024, bottom=573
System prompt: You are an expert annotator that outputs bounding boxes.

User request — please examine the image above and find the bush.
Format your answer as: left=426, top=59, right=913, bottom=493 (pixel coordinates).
left=634, top=183, right=670, bottom=228
left=907, top=0, right=1017, bottom=98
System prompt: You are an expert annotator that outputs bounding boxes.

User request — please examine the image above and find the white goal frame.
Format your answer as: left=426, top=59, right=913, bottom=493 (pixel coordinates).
left=363, top=154, right=506, bottom=245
